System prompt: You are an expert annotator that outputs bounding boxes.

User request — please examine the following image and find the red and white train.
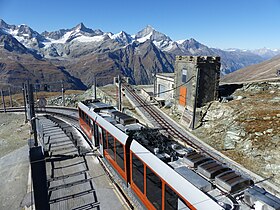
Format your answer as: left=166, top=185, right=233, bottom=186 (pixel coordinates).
left=78, top=99, right=280, bottom=210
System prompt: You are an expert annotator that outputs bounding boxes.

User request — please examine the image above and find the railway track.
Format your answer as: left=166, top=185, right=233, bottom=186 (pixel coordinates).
left=0, top=106, right=78, bottom=121
left=122, top=82, right=218, bottom=158
left=122, top=82, right=280, bottom=196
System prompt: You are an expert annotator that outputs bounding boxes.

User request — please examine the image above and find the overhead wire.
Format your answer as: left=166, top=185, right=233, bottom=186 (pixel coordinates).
left=122, top=75, right=195, bottom=109
left=153, top=75, right=195, bottom=96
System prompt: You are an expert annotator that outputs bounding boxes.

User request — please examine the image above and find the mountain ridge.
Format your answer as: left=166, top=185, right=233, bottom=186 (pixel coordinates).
left=0, top=19, right=279, bottom=89
left=1, top=19, right=279, bottom=58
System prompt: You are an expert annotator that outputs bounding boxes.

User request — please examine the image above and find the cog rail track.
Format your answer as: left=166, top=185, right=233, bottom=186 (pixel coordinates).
left=0, top=106, right=78, bottom=120
left=122, top=82, right=215, bottom=157
left=122, top=82, right=280, bottom=196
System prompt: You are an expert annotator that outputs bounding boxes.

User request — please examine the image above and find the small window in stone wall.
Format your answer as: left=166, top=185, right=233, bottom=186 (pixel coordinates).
left=182, top=69, right=187, bottom=82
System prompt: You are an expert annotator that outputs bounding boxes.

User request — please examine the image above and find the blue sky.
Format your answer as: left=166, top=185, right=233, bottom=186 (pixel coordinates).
left=0, top=0, right=279, bottom=49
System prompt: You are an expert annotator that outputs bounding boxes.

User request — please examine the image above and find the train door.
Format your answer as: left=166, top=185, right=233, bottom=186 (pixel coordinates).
left=93, top=123, right=99, bottom=147
left=89, top=119, right=95, bottom=143
left=90, top=118, right=99, bottom=147
left=98, top=126, right=104, bottom=156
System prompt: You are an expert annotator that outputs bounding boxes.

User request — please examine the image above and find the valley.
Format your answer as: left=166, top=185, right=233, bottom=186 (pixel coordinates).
left=1, top=19, right=279, bottom=90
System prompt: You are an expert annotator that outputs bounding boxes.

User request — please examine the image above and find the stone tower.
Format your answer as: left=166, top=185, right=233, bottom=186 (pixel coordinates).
left=174, top=56, right=220, bottom=127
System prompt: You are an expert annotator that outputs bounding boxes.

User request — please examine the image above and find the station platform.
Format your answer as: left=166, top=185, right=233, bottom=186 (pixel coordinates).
left=37, top=116, right=129, bottom=210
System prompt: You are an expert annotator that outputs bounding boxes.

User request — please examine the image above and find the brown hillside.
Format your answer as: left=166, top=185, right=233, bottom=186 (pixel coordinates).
left=221, top=55, right=280, bottom=83
left=0, top=49, right=86, bottom=91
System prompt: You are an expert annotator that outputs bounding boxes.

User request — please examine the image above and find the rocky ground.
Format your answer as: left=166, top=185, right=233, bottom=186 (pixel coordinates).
left=0, top=113, right=30, bottom=158
left=191, top=81, right=280, bottom=187
left=0, top=113, right=30, bottom=210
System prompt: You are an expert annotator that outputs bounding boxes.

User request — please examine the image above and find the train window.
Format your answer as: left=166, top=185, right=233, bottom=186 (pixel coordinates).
left=98, top=126, right=105, bottom=147
left=165, top=184, right=178, bottom=210
left=79, top=109, right=82, bottom=117
left=115, top=140, right=124, bottom=171
left=94, top=124, right=99, bottom=146
left=107, top=132, right=115, bottom=160
left=132, top=153, right=144, bottom=193
left=146, top=167, right=162, bottom=210
left=82, top=111, right=85, bottom=120
left=85, top=114, right=89, bottom=125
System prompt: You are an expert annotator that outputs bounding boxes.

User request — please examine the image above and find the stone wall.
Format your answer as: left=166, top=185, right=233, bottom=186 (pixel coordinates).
left=197, top=57, right=220, bottom=107
left=175, top=56, right=220, bottom=111
left=174, top=56, right=220, bottom=128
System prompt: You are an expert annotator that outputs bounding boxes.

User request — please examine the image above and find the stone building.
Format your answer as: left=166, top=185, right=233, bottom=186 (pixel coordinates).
left=174, top=56, right=221, bottom=127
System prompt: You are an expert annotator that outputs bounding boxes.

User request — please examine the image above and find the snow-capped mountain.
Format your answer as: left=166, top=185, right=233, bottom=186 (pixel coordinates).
left=0, top=19, right=46, bottom=48
left=1, top=19, right=279, bottom=59
left=250, top=48, right=280, bottom=59
left=224, top=47, right=280, bottom=60
left=134, top=25, right=174, bottom=50
left=1, top=19, right=279, bottom=88
left=42, top=23, right=104, bottom=42
left=0, top=28, right=29, bottom=54
left=111, top=31, right=133, bottom=45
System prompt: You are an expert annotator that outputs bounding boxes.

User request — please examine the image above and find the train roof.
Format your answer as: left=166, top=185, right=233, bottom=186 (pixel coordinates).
left=78, top=100, right=280, bottom=210
left=130, top=140, right=223, bottom=210
left=128, top=128, right=176, bottom=161
left=81, top=99, right=114, bottom=112
left=78, top=102, right=128, bottom=145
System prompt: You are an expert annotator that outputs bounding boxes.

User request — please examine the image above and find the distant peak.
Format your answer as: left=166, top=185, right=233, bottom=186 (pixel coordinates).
left=71, top=22, right=101, bottom=34
left=188, top=38, right=197, bottom=42
left=144, top=25, right=156, bottom=33
left=145, top=25, right=154, bottom=30
left=176, top=38, right=198, bottom=45
left=176, top=39, right=186, bottom=44
left=0, top=19, right=7, bottom=24
left=119, top=30, right=129, bottom=36
left=136, top=25, right=156, bottom=38
left=0, top=19, right=9, bottom=28
left=18, top=24, right=29, bottom=29
left=74, top=22, right=87, bottom=31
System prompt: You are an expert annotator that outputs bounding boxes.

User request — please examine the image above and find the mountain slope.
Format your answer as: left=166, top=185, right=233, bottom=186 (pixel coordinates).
left=211, top=48, right=265, bottom=74
left=0, top=19, right=279, bottom=88
left=221, top=55, right=280, bottom=83
left=59, top=40, right=174, bottom=86
left=0, top=32, right=86, bottom=90
left=0, top=29, right=29, bottom=54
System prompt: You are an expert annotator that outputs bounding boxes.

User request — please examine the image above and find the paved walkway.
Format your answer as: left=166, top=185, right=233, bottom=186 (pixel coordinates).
left=0, top=145, right=29, bottom=210
left=40, top=116, right=128, bottom=210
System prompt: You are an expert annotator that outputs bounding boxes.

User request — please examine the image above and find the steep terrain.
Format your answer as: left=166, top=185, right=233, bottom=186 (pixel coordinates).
left=222, top=55, right=280, bottom=83
left=192, top=82, right=280, bottom=187
left=0, top=19, right=279, bottom=88
left=0, top=48, right=86, bottom=91
left=59, top=40, right=174, bottom=86
left=0, top=27, right=86, bottom=91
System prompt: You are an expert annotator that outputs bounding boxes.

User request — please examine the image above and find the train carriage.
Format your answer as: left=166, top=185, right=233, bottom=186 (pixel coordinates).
left=130, top=140, right=223, bottom=210
left=78, top=100, right=129, bottom=180
left=76, top=99, right=280, bottom=210
left=78, top=100, right=226, bottom=210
